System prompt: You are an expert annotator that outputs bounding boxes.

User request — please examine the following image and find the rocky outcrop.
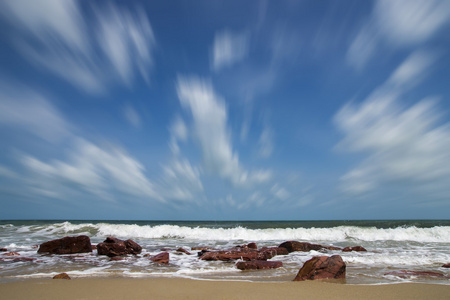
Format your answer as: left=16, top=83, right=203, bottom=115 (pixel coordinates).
left=293, top=255, right=346, bottom=281
left=199, top=248, right=277, bottom=261
left=384, top=270, right=447, bottom=278
left=279, top=241, right=325, bottom=253
left=342, top=246, right=367, bottom=252
left=97, top=237, right=142, bottom=257
left=236, top=260, right=283, bottom=270
left=38, top=236, right=92, bottom=255
left=53, top=273, right=71, bottom=279
left=176, top=248, right=191, bottom=255
left=150, top=252, right=169, bottom=264
left=259, top=247, right=289, bottom=256
left=247, top=243, right=257, bottom=249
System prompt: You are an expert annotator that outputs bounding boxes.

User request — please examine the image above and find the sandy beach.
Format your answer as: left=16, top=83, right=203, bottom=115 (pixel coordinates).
left=1, top=278, right=449, bottom=300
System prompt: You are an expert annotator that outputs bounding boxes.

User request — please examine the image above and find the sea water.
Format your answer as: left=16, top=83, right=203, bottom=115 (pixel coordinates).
left=0, top=220, right=449, bottom=284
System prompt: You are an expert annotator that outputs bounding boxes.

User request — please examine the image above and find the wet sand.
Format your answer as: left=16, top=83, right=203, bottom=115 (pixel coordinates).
left=1, top=278, right=449, bottom=300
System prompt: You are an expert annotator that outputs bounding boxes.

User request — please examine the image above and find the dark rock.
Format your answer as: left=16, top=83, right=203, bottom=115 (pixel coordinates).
left=53, top=273, right=71, bottom=280
left=0, top=248, right=7, bottom=252
left=38, top=236, right=92, bottom=255
left=197, top=249, right=211, bottom=257
left=384, top=270, right=447, bottom=278
left=97, top=237, right=142, bottom=257
left=293, top=255, right=346, bottom=281
left=279, top=241, right=325, bottom=253
left=342, top=246, right=367, bottom=252
left=236, top=260, right=283, bottom=270
left=176, top=248, right=191, bottom=255
left=442, top=263, right=450, bottom=268
left=247, top=243, right=257, bottom=249
left=150, top=252, right=169, bottom=264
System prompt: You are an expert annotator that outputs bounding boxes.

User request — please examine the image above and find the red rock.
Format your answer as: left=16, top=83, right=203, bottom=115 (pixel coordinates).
left=91, top=244, right=97, bottom=250
left=279, top=241, right=325, bottom=253
left=3, top=252, right=20, bottom=256
left=293, top=255, right=346, bottom=281
left=11, top=257, right=36, bottom=262
left=191, top=247, right=213, bottom=251
left=442, top=263, right=450, bottom=268
left=97, top=237, right=142, bottom=257
left=150, top=252, right=169, bottom=264
left=236, top=260, right=283, bottom=270
left=53, top=273, right=71, bottom=280
left=247, top=243, right=257, bottom=249
left=342, top=246, right=367, bottom=252
left=176, top=248, right=191, bottom=255
left=384, top=270, right=447, bottom=278
left=38, top=236, right=92, bottom=255
left=326, top=246, right=342, bottom=251
left=199, top=249, right=276, bottom=261
left=0, top=248, right=7, bottom=252
left=259, top=247, right=289, bottom=256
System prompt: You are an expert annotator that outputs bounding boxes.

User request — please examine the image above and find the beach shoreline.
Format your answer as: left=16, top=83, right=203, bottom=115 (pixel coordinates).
left=1, top=277, right=449, bottom=300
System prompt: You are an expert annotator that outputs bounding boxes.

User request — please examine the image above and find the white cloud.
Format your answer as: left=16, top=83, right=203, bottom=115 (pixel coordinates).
left=161, top=158, right=203, bottom=202
left=168, top=116, right=188, bottom=155
left=0, top=84, right=70, bottom=142
left=1, top=1, right=155, bottom=94
left=123, top=104, right=141, bottom=128
left=336, top=52, right=450, bottom=196
left=270, top=184, right=290, bottom=200
left=374, top=0, right=450, bottom=46
left=212, top=30, right=249, bottom=71
left=21, top=139, right=161, bottom=201
left=176, top=76, right=272, bottom=186
left=258, top=126, right=274, bottom=158
left=0, top=165, right=17, bottom=179
left=346, top=0, right=450, bottom=70
left=346, top=25, right=378, bottom=70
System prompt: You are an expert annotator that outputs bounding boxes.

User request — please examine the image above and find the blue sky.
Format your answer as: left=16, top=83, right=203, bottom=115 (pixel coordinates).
left=1, top=0, right=450, bottom=220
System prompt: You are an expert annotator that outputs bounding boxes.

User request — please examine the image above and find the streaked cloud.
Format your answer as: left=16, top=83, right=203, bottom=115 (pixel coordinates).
left=0, top=83, right=70, bottom=142
left=346, top=0, right=450, bottom=69
left=176, top=76, right=272, bottom=186
left=212, top=30, right=249, bottom=71
left=336, top=51, right=450, bottom=196
left=0, top=0, right=155, bottom=94
left=22, top=139, right=161, bottom=201
left=123, top=104, right=142, bottom=128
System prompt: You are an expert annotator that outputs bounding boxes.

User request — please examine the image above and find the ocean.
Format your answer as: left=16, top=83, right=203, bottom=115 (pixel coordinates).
left=0, top=220, right=449, bottom=284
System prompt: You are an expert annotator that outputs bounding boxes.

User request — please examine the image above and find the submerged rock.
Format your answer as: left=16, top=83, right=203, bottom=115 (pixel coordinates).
left=442, top=263, right=450, bottom=268
left=176, top=248, right=191, bottom=255
left=199, top=248, right=277, bottom=262
left=342, top=246, right=367, bottom=252
left=150, top=252, right=169, bottom=264
left=293, top=255, right=346, bottom=281
left=53, top=273, right=71, bottom=280
left=279, top=241, right=325, bottom=253
left=236, top=260, right=283, bottom=270
left=97, top=237, right=142, bottom=257
left=0, top=248, right=7, bottom=252
left=38, top=236, right=92, bottom=255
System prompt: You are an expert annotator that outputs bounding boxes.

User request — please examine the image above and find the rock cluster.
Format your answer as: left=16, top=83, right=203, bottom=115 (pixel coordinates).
left=97, top=237, right=142, bottom=257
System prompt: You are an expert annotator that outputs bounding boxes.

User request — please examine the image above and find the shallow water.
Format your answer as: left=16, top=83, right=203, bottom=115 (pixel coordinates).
left=0, top=220, right=449, bottom=284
